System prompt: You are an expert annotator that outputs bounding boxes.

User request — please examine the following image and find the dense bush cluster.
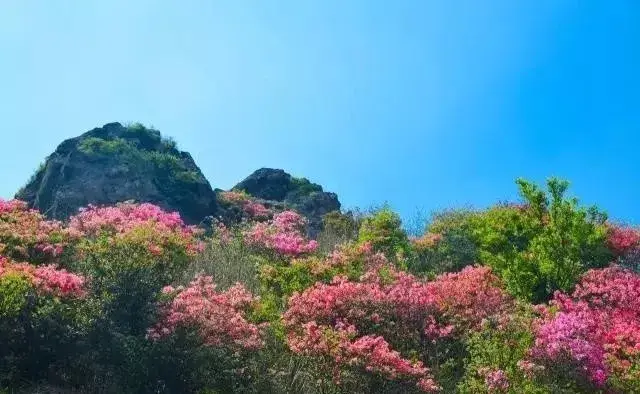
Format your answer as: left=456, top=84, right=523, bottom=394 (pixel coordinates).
left=1, top=177, right=639, bottom=393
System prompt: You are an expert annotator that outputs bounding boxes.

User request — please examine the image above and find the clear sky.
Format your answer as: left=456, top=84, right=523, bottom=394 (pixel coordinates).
left=1, top=1, right=638, bottom=223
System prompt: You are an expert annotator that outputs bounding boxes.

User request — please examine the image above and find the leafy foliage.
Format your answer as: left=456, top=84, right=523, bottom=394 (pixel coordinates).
left=317, top=210, right=361, bottom=254
left=458, top=307, right=545, bottom=393
left=411, top=179, right=612, bottom=302
left=77, top=126, right=202, bottom=186
left=358, top=206, right=411, bottom=262
left=290, top=176, right=323, bottom=196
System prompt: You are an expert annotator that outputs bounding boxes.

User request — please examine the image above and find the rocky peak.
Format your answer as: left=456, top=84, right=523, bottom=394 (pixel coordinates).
left=233, top=168, right=340, bottom=235
left=15, top=122, right=218, bottom=224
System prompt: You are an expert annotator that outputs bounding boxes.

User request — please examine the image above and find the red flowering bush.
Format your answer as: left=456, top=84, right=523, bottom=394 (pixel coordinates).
left=283, top=266, right=512, bottom=391
left=479, top=369, right=509, bottom=393
left=219, top=191, right=250, bottom=205
left=254, top=241, right=390, bottom=325
left=0, top=199, right=79, bottom=264
left=529, top=267, right=640, bottom=391
left=219, top=190, right=272, bottom=219
left=606, top=225, right=640, bottom=255
left=0, top=256, right=85, bottom=298
left=69, top=202, right=204, bottom=256
left=244, top=201, right=271, bottom=218
left=149, top=275, right=263, bottom=351
left=607, top=224, right=640, bottom=272
left=245, top=210, right=317, bottom=257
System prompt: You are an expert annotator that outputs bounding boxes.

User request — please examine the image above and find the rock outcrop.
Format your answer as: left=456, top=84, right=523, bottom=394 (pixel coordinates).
left=233, top=168, right=341, bottom=235
left=15, top=122, right=218, bottom=224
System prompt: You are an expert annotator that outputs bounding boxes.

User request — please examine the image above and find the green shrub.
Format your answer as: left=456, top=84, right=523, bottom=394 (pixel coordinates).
left=408, top=209, right=479, bottom=275
left=73, top=228, right=193, bottom=335
left=358, top=206, right=410, bottom=261
left=0, top=273, right=91, bottom=390
left=125, top=122, right=162, bottom=144
left=291, top=176, right=322, bottom=195
left=316, top=210, right=360, bottom=254
left=0, top=272, right=31, bottom=318
left=472, top=179, right=611, bottom=302
left=78, top=135, right=201, bottom=186
left=188, top=228, right=260, bottom=293
left=78, top=137, right=132, bottom=156
left=458, top=307, right=547, bottom=393
left=411, top=179, right=611, bottom=302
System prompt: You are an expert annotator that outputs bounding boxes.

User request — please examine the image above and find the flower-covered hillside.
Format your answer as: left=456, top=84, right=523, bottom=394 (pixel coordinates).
left=1, top=176, right=639, bottom=393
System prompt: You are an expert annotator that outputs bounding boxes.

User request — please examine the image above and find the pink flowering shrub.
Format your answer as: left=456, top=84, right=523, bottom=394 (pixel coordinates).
left=148, top=275, right=263, bottom=351
left=322, top=241, right=388, bottom=274
left=0, top=256, right=85, bottom=306
left=219, top=190, right=272, bottom=219
left=412, top=233, right=443, bottom=250
left=529, top=266, right=640, bottom=391
left=213, top=221, right=232, bottom=245
left=606, top=225, right=640, bottom=255
left=68, top=203, right=204, bottom=296
left=260, top=241, right=387, bottom=293
left=426, top=266, right=513, bottom=330
left=69, top=202, right=203, bottom=256
left=0, top=199, right=78, bottom=264
left=283, top=265, right=512, bottom=391
left=607, top=224, right=640, bottom=272
left=243, top=201, right=271, bottom=218
left=219, top=191, right=250, bottom=205
left=245, top=210, right=317, bottom=257
left=0, top=256, right=85, bottom=298
left=477, top=369, right=509, bottom=393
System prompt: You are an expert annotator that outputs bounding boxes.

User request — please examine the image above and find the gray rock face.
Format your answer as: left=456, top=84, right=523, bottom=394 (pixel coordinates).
left=233, top=168, right=341, bottom=235
left=15, top=122, right=218, bottom=224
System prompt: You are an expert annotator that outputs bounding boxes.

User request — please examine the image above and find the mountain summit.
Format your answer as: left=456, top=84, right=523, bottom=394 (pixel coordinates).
left=15, top=122, right=218, bottom=224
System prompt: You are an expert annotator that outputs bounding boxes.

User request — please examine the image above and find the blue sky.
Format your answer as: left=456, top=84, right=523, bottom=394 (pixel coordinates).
left=1, top=1, right=638, bottom=223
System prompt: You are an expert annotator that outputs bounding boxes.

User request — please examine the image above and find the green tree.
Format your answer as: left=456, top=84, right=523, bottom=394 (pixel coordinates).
left=473, top=178, right=611, bottom=302
left=358, top=206, right=410, bottom=261
left=409, top=209, right=480, bottom=275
